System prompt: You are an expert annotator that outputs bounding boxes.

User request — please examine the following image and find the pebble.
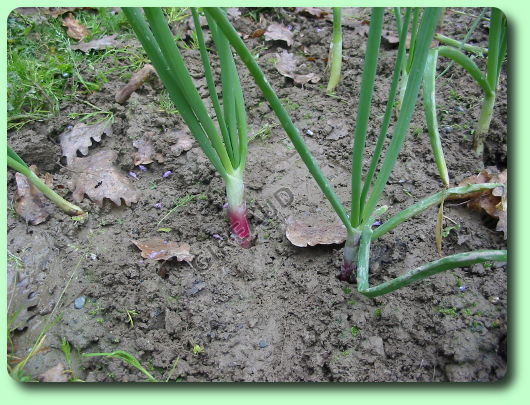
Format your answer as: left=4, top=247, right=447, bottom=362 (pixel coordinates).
left=187, top=281, right=206, bottom=296
left=455, top=105, right=465, bottom=113
left=258, top=340, right=269, bottom=348
left=74, top=296, right=86, bottom=309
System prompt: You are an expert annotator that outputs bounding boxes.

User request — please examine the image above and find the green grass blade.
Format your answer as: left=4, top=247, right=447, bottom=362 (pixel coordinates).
left=371, top=182, right=502, bottom=240
left=350, top=7, right=384, bottom=227
left=83, top=350, right=157, bottom=382
left=422, top=48, right=449, bottom=186
left=358, top=249, right=507, bottom=298
left=363, top=8, right=442, bottom=223
left=122, top=8, right=228, bottom=177
left=437, top=46, right=491, bottom=94
left=361, top=8, right=412, bottom=209
left=205, top=7, right=354, bottom=234
left=192, top=8, right=233, bottom=164
left=142, top=8, right=234, bottom=172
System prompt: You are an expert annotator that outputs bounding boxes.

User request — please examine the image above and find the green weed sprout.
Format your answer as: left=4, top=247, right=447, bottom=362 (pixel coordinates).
left=123, top=7, right=252, bottom=247
left=7, top=144, right=85, bottom=216
left=83, top=350, right=157, bottom=382
left=207, top=7, right=507, bottom=297
left=326, top=8, right=343, bottom=94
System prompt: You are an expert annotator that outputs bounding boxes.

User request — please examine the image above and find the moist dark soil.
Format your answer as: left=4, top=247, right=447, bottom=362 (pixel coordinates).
left=7, top=8, right=508, bottom=382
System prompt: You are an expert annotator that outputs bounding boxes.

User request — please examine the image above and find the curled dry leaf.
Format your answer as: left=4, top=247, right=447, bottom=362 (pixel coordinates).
left=62, top=13, right=89, bottom=41
left=452, top=168, right=508, bottom=239
left=69, top=149, right=139, bottom=207
left=40, top=363, right=68, bottom=383
left=59, top=119, right=113, bottom=165
left=226, top=8, right=241, bottom=18
left=133, top=138, right=155, bottom=166
left=170, top=131, right=195, bottom=156
left=70, top=34, right=118, bottom=53
left=115, top=64, right=156, bottom=104
left=7, top=270, right=39, bottom=332
left=132, top=238, right=195, bottom=262
left=275, top=50, right=321, bottom=85
left=286, top=216, right=347, bottom=247
left=14, top=169, right=50, bottom=225
left=265, top=23, right=294, bottom=47
left=294, top=7, right=329, bottom=18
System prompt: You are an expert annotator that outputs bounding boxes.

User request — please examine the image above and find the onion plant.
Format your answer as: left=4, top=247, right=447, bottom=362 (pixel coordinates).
left=7, top=144, right=85, bottom=216
left=326, top=7, right=343, bottom=94
left=206, top=7, right=507, bottom=297
left=400, top=7, right=507, bottom=156
left=123, top=7, right=252, bottom=247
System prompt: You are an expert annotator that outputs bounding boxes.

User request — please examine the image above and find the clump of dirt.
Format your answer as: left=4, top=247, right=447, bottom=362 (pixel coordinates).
left=7, top=8, right=507, bottom=382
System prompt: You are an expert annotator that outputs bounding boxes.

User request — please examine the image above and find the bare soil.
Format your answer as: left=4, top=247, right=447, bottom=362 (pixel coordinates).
left=7, top=8, right=508, bottom=382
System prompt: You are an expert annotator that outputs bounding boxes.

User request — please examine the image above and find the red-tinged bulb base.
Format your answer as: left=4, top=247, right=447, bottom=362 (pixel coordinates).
left=228, top=204, right=252, bottom=248
left=339, top=258, right=356, bottom=282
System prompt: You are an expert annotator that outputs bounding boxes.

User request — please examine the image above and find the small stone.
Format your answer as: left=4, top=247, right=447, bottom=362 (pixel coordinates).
left=74, top=296, right=86, bottom=309
left=455, top=105, right=465, bottom=113
left=443, top=126, right=453, bottom=133
left=489, top=296, right=500, bottom=304
left=187, top=281, right=206, bottom=296
left=258, top=340, right=269, bottom=348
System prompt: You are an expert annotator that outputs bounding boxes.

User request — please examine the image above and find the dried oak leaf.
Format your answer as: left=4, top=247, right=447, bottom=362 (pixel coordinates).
left=275, top=50, right=321, bottom=85
left=286, top=216, right=347, bottom=247
left=132, top=238, right=194, bottom=262
left=59, top=120, right=113, bottom=165
left=294, top=7, right=329, bottom=18
left=40, top=363, right=68, bottom=383
left=15, top=7, right=95, bottom=17
left=454, top=168, right=508, bottom=239
left=69, top=149, right=139, bottom=206
left=115, top=64, right=156, bottom=103
left=70, top=34, right=118, bottom=53
left=133, top=138, right=155, bottom=165
left=265, top=23, right=294, bottom=47
left=170, top=131, right=195, bottom=156
left=226, top=8, right=241, bottom=18
left=62, top=13, right=89, bottom=41
left=7, top=270, right=39, bottom=332
left=14, top=168, right=51, bottom=225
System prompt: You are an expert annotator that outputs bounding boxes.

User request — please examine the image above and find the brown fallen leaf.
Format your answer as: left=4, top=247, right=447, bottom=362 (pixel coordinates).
left=14, top=168, right=50, bottom=225
left=226, top=8, right=241, bottom=18
left=15, top=7, right=95, bottom=17
left=275, top=51, right=321, bottom=85
left=7, top=269, right=39, bottom=332
left=294, top=7, right=329, bottom=18
left=62, top=13, right=89, bottom=41
left=59, top=120, right=113, bottom=165
left=170, top=131, right=195, bottom=156
left=451, top=168, right=508, bottom=239
left=132, top=238, right=195, bottom=262
left=265, top=23, right=294, bottom=47
left=40, top=363, right=68, bottom=383
left=69, top=149, right=139, bottom=207
left=70, top=34, right=118, bottom=53
left=115, top=64, right=156, bottom=104
left=286, top=216, right=347, bottom=247
left=249, top=29, right=266, bottom=38
left=133, top=138, right=155, bottom=166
